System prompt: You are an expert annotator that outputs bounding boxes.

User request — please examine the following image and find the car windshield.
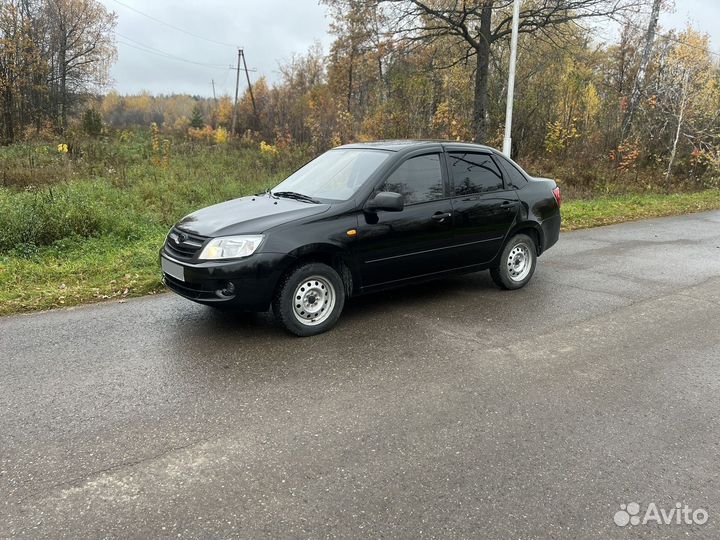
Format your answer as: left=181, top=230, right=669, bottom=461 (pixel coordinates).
left=272, top=148, right=391, bottom=202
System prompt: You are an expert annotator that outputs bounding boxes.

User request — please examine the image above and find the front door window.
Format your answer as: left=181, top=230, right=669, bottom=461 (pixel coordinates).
left=381, top=154, right=445, bottom=204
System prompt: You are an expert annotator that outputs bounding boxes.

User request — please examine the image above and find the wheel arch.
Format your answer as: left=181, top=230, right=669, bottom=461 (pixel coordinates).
left=281, top=243, right=358, bottom=297
left=508, top=221, right=544, bottom=255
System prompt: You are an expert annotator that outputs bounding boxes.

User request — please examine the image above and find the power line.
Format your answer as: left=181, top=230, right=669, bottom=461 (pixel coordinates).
left=648, top=27, right=720, bottom=60
left=109, top=0, right=239, bottom=48
left=115, top=32, right=231, bottom=68
left=218, top=67, right=231, bottom=94
left=116, top=39, right=234, bottom=70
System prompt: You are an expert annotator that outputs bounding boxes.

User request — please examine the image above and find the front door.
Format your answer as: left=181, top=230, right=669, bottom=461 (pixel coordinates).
left=446, top=151, right=519, bottom=264
left=354, top=152, right=455, bottom=288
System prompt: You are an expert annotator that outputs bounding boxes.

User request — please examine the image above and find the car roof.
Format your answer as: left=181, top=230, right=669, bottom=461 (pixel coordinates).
left=336, top=140, right=499, bottom=153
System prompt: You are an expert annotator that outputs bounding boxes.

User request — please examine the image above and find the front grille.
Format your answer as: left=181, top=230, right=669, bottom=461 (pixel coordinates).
left=163, top=227, right=206, bottom=261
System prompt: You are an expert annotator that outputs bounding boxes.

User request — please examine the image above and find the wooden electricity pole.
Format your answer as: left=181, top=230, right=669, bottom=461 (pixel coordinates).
left=241, top=49, right=257, bottom=121
left=231, top=49, right=242, bottom=135
left=230, top=49, right=258, bottom=135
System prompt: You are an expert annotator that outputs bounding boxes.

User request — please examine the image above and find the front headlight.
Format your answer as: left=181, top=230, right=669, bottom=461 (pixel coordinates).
left=198, top=235, right=264, bottom=260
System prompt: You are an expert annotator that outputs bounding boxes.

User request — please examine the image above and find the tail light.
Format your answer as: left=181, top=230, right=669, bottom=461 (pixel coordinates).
left=552, top=186, right=562, bottom=208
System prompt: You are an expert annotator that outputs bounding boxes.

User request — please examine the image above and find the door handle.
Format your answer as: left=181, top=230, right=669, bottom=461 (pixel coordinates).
left=500, top=200, right=517, bottom=210
left=431, top=211, right=452, bottom=222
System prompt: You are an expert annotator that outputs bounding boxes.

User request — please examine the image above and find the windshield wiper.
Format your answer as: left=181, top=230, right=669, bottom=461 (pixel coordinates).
left=272, top=191, right=320, bottom=204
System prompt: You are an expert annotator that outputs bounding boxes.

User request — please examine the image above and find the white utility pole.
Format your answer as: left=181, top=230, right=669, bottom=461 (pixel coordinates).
left=502, top=0, right=521, bottom=157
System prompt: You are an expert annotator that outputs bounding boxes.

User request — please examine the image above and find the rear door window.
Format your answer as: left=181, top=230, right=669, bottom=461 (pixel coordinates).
left=495, top=154, right=529, bottom=189
left=448, top=152, right=504, bottom=195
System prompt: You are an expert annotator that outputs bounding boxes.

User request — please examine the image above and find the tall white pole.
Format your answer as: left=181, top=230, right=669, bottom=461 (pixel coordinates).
left=502, top=0, right=521, bottom=157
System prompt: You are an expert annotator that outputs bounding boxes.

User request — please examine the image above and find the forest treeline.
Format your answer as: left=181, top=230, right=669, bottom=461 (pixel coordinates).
left=0, top=0, right=115, bottom=140
left=2, top=0, right=719, bottom=191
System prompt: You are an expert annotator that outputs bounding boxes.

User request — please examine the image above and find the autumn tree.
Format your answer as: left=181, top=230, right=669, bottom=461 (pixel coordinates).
left=81, top=106, right=101, bottom=135
left=0, top=0, right=48, bottom=142
left=650, top=29, right=720, bottom=184
left=190, top=103, right=204, bottom=129
left=44, top=0, right=116, bottom=129
left=0, top=0, right=116, bottom=141
left=323, top=0, right=389, bottom=125
left=621, top=0, right=661, bottom=137
left=274, top=42, right=326, bottom=142
left=216, top=96, right=233, bottom=129
left=379, top=0, right=643, bottom=144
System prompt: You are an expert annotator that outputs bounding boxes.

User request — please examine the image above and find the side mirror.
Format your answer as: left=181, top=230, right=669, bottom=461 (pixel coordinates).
left=365, top=191, right=404, bottom=212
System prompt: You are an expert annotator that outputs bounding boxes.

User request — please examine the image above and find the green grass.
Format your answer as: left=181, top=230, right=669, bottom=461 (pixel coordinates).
left=561, top=190, right=720, bottom=230
left=0, top=231, right=166, bottom=316
left=0, top=136, right=308, bottom=315
left=1, top=136, right=719, bottom=316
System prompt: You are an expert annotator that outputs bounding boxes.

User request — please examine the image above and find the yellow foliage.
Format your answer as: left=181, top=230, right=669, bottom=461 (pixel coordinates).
left=669, top=29, right=710, bottom=69
left=187, top=125, right=215, bottom=143
left=583, top=83, right=600, bottom=124
left=150, top=122, right=161, bottom=165
left=216, top=97, right=234, bottom=129
left=545, top=120, right=580, bottom=153
left=57, top=143, right=68, bottom=154
left=432, top=101, right=471, bottom=141
left=355, top=132, right=376, bottom=143
left=172, top=116, right=190, bottom=134
left=161, top=139, right=171, bottom=168
left=689, top=146, right=720, bottom=188
left=214, top=127, right=229, bottom=145
left=259, top=141, right=278, bottom=156
left=330, top=133, right=343, bottom=148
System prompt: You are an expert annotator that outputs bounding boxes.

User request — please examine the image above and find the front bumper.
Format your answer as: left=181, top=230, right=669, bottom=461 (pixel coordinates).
left=160, top=251, right=294, bottom=311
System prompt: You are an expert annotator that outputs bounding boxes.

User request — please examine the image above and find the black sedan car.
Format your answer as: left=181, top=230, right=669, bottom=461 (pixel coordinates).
left=161, top=141, right=562, bottom=336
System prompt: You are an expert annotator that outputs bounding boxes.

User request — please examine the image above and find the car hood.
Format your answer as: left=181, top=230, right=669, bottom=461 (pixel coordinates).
left=175, top=195, right=331, bottom=237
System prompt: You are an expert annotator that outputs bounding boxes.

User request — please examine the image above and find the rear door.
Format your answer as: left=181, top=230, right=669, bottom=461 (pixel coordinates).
left=446, top=151, right=519, bottom=264
left=355, top=152, right=455, bottom=288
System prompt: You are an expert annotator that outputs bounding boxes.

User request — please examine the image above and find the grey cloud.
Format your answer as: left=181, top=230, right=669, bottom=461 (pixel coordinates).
left=100, top=0, right=331, bottom=96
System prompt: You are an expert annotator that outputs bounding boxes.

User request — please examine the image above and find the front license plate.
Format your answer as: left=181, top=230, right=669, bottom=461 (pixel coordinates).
left=162, top=257, right=185, bottom=282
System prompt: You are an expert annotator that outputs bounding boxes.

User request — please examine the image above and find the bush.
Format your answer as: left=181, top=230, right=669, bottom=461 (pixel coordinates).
left=0, top=132, right=313, bottom=255
left=82, top=108, right=103, bottom=137
left=0, top=183, right=146, bottom=252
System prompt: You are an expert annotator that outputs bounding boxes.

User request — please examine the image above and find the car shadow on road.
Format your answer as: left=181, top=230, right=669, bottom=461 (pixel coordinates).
left=194, top=270, right=499, bottom=336
left=343, top=270, right=497, bottom=317
left=161, top=270, right=510, bottom=379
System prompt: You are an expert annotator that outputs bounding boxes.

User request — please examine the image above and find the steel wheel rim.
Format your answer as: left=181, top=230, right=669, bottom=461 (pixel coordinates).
left=292, top=276, right=336, bottom=326
left=507, top=242, right=532, bottom=282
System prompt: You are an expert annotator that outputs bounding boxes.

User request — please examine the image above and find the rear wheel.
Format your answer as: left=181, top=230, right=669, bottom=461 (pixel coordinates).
left=490, top=233, right=537, bottom=290
left=272, top=262, right=345, bottom=336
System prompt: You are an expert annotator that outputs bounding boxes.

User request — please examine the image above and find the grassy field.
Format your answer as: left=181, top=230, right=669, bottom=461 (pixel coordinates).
left=1, top=136, right=719, bottom=316
left=561, top=190, right=720, bottom=230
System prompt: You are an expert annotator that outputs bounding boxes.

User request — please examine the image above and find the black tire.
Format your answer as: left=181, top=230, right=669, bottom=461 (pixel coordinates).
left=272, top=262, right=346, bottom=337
left=490, top=233, right=537, bottom=290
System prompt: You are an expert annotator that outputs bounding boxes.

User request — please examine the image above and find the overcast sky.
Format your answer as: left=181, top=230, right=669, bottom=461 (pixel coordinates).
left=98, top=0, right=720, bottom=98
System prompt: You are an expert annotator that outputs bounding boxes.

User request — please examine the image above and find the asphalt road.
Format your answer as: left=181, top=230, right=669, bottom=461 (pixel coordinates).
left=2, top=211, right=720, bottom=540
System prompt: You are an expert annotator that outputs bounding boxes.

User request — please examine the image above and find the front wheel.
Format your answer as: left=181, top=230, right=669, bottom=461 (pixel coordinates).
left=490, top=233, right=537, bottom=290
left=272, top=262, right=345, bottom=336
